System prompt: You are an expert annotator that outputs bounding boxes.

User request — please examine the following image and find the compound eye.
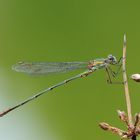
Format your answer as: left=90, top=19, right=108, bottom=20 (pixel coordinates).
left=111, top=57, right=114, bottom=60
left=109, top=57, right=114, bottom=61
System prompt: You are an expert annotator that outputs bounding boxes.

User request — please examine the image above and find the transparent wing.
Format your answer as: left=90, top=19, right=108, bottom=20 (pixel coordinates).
left=12, top=61, right=88, bottom=75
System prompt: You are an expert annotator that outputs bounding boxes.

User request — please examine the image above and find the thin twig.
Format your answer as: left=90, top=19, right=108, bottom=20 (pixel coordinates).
left=122, top=34, right=133, bottom=127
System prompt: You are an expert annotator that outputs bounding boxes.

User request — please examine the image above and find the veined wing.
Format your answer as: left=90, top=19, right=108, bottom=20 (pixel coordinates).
left=12, top=61, right=88, bottom=75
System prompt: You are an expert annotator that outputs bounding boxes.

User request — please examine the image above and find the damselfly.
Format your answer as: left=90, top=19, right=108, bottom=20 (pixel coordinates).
left=0, top=54, right=122, bottom=116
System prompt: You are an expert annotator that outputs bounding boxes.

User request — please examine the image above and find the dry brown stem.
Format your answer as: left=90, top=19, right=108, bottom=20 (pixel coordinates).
left=122, top=34, right=133, bottom=127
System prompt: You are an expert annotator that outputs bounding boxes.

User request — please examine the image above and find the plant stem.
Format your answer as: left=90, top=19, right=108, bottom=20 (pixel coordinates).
left=132, top=135, right=136, bottom=140
left=122, top=33, right=133, bottom=127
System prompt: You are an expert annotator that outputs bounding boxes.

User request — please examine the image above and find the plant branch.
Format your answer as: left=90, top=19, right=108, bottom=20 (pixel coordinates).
left=122, top=33, right=133, bottom=128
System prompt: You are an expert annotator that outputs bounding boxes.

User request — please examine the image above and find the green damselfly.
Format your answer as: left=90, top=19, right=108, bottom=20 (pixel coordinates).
left=0, top=54, right=122, bottom=116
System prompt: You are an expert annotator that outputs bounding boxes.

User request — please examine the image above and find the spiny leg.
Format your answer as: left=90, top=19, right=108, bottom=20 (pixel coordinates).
left=108, top=64, right=122, bottom=78
left=105, top=67, right=123, bottom=84
left=107, top=56, right=123, bottom=77
left=117, top=56, right=123, bottom=64
left=105, top=67, right=112, bottom=84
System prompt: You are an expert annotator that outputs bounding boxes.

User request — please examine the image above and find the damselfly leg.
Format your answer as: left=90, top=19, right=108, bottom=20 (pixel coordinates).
left=105, top=67, right=123, bottom=84
left=107, top=57, right=123, bottom=78
left=105, top=67, right=112, bottom=84
left=105, top=57, right=123, bottom=84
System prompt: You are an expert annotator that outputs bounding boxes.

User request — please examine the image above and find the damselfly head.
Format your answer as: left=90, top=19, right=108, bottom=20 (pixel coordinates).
left=107, top=54, right=117, bottom=64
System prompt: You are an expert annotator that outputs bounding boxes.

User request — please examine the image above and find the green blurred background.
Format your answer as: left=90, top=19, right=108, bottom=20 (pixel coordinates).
left=1, top=0, right=140, bottom=140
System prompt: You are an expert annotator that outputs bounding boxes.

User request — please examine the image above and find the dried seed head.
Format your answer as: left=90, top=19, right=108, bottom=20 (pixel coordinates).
left=99, top=122, right=110, bottom=130
left=131, top=74, right=140, bottom=82
left=99, top=122, right=126, bottom=137
left=111, top=127, right=127, bottom=138
left=117, top=110, right=128, bottom=124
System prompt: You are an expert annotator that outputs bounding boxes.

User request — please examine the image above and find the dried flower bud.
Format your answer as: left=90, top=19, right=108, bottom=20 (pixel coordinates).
left=131, top=74, right=140, bottom=82
left=117, top=110, right=128, bottom=124
left=121, top=134, right=128, bottom=139
left=99, top=122, right=110, bottom=130
left=135, top=126, right=140, bottom=135
left=99, top=122, right=126, bottom=137
left=110, top=127, right=126, bottom=137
